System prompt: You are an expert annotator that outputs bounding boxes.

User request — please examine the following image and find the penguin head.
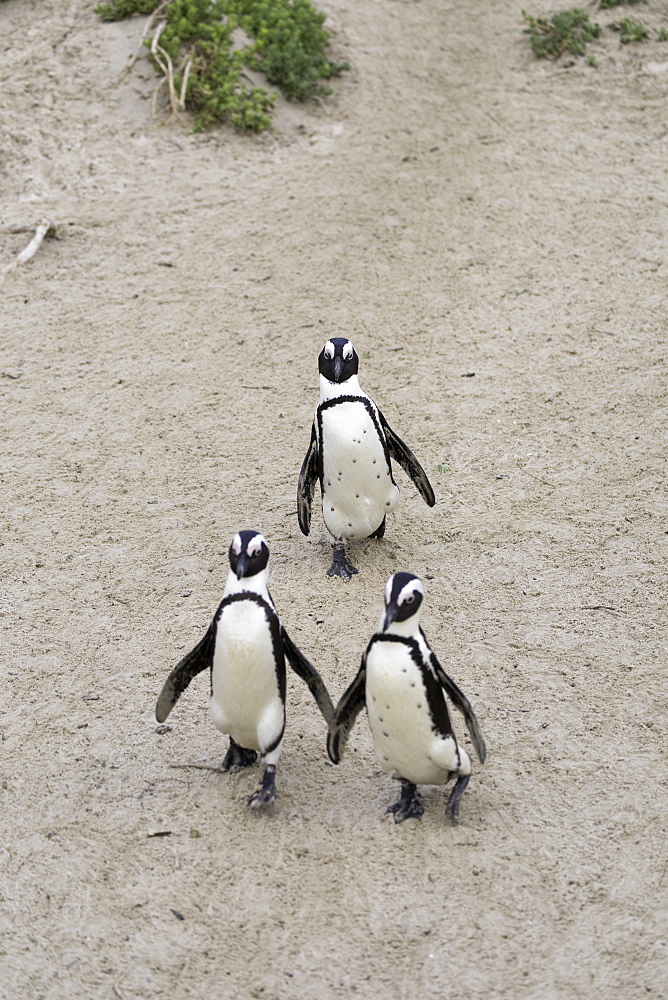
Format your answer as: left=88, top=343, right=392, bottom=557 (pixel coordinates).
left=228, top=531, right=270, bottom=580
left=382, top=572, right=424, bottom=632
left=318, top=338, right=359, bottom=384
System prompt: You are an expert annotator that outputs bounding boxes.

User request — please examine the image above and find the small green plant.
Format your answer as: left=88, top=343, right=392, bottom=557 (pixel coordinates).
left=97, top=0, right=161, bottom=17
left=230, top=0, right=348, bottom=101
left=522, top=8, right=601, bottom=59
left=95, top=0, right=348, bottom=130
left=599, top=0, right=647, bottom=8
left=609, top=18, right=649, bottom=42
left=658, top=28, right=668, bottom=41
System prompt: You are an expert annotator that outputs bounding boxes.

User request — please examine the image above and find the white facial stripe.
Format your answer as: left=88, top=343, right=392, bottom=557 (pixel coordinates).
left=385, top=576, right=395, bottom=605
left=232, top=533, right=242, bottom=554
left=342, top=341, right=354, bottom=360
left=247, top=533, right=266, bottom=557
left=324, top=340, right=335, bottom=360
left=398, top=579, right=423, bottom=606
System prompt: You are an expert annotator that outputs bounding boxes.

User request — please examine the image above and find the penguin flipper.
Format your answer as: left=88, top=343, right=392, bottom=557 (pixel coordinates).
left=281, top=627, right=334, bottom=724
left=429, top=649, right=487, bottom=764
left=155, top=621, right=217, bottom=723
left=327, top=657, right=367, bottom=764
left=378, top=411, right=436, bottom=507
left=297, top=424, right=319, bottom=536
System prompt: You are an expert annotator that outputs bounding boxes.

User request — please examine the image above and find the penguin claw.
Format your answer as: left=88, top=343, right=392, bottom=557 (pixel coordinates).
left=221, top=740, right=258, bottom=773
left=445, top=774, right=470, bottom=821
left=327, top=545, right=358, bottom=580
left=385, top=782, right=424, bottom=823
left=247, top=765, right=277, bottom=809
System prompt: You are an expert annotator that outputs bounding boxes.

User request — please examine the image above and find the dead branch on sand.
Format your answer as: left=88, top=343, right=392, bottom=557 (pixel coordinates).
left=114, top=0, right=171, bottom=86
left=1, top=220, right=56, bottom=286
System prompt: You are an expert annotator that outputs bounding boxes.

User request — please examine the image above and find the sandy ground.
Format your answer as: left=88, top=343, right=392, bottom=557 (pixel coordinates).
left=1, top=0, right=667, bottom=997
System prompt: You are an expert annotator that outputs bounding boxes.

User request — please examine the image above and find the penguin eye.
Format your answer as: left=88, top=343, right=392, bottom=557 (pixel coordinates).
left=405, top=594, right=415, bottom=604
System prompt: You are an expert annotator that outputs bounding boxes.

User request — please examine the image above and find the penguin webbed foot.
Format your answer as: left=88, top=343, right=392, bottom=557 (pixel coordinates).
left=327, top=544, right=358, bottom=580
left=221, top=738, right=258, bottom=773
left=247, top=764, right=277, bottom=809
left=445, top=774, right=470, bottom=822
left=386, top=781, right=424, bottom=823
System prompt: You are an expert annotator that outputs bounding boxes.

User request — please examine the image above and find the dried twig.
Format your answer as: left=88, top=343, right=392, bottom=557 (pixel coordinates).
left=146, top=18, right=197, bottom=123
left=1, top=221, right=56, bottom=286
left=115, top=0, right=170, bottom=86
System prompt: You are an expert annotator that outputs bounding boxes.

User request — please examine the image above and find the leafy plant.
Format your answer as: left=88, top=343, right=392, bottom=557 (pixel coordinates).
left=231, top=0, right=348, bottom=101
left=599, top=0, right=647, bottom=8
left=95, top=0, right=348, bottom=130
left=658, top=28, right=668, bottom=41
left=97, top=0, right=161, bottom=18
left=522, top=8, right=601, bottom=59
left=609, top=17, right=649, bottom=42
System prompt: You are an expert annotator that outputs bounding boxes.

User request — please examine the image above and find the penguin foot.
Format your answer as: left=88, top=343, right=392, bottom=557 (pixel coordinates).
left=386, top=781, right=424, bottom=823
left=327, top=544, right=358, bottom=580
left=445, top=774, right=470, bottom=821
left=248, top=764, right=277, bottom=809
left=370, top=516, right=386, bottom=539
left=221, top=738, right=258, bottom=773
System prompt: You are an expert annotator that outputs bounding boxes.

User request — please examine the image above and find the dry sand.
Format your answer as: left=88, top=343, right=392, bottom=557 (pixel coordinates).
left=1, top=1, right=667, bottom=997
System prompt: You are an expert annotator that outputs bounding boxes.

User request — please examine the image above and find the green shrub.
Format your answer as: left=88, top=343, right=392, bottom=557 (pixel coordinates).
left=95, top=0, right=348, bottom=129
left=609, top=18, right=649, bottom=42
left=599, top=0, right=647, bottom=9
left=522, top=8, right=601, bottom=59
left=97, top=0, right=160, bottom=19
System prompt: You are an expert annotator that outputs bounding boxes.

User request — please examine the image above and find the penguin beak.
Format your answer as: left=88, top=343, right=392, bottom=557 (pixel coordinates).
left=332, top=356, right=345, bottom=382
left=235, top=553, right=250, bottom=580
left=383, top=600, right=399, bottom=632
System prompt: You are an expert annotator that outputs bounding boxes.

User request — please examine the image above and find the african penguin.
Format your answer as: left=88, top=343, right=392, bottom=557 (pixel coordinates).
left=155, top=531, right=333, bottom=809
left=298, top=338, right=436, bottom=579
left=327, top=572, right=486, bottom=822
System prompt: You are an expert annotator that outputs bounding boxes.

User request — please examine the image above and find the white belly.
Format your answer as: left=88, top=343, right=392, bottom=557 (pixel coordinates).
left=365, top=640, right=469, bottom=785
left=210, top=600, right=284, bottom=753
left=320, top=400, right=399, bottom=541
